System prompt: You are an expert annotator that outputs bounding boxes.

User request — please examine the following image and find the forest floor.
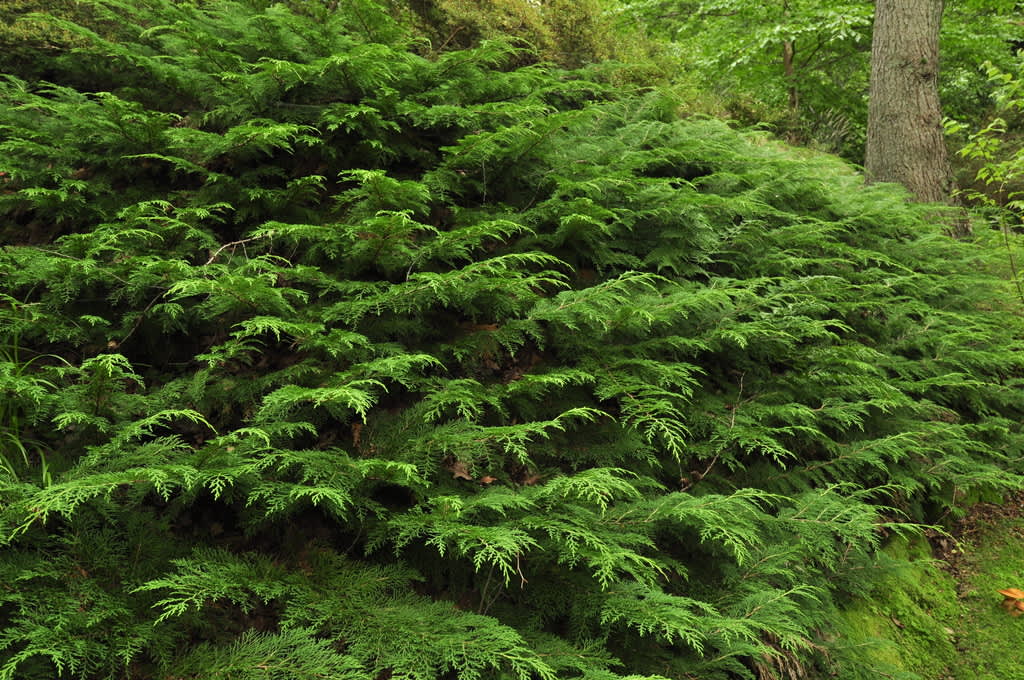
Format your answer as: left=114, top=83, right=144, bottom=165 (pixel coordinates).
left=830, top=492, right=1024, bottom=679
left=935, top=491, right=1024, bottom=680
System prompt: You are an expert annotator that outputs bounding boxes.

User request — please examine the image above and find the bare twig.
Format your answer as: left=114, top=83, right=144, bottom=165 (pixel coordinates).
left=203, top=234, right=268, bottom=266
left=113, top=290, right=164, bottom=349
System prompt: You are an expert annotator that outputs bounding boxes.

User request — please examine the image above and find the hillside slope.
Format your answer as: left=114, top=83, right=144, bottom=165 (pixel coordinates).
left=1, top=2, right=1023, bottom=678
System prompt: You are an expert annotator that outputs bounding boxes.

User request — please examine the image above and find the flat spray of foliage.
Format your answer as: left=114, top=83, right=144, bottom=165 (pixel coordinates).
left=1, top=2, right=1023, bottom=678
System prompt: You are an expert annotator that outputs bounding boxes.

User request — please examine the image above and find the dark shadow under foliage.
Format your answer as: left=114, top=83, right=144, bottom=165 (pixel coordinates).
left=1, top=1, right=1023, bottom=678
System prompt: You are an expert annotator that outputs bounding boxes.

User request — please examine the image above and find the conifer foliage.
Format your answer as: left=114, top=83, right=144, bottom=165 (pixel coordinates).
left=1, top=2, right=1023, bottom=678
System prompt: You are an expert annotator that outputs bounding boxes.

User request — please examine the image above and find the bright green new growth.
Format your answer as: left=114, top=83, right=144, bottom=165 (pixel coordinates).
left=1, top=1, right=1023, bottom=678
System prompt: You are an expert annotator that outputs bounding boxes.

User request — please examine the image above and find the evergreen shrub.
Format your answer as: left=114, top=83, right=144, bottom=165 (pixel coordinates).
left=1, top=1, right=1022, bottom=678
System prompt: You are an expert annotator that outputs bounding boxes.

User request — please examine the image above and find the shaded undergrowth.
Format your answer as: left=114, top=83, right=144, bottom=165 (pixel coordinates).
left=0, top=1, right=1023, bottom=678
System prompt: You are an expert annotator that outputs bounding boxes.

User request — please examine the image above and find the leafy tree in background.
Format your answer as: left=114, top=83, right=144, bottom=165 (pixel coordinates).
left=618, top=0, right=874, bottom=154
left=0, top=1, right=1023, bottom=679
left=392, top=0, right=677, bottom=86
left=950, top=52, right=1024, bottom=288
left=619, top=0, right=1023, bottom=163
left=394, top=0, right=612, bottom=67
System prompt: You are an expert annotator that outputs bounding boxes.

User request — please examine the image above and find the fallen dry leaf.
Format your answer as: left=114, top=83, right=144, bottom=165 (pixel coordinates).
left=446, top=459, right=473, bottom=481
left=998, top=588, right=1024, bottom=615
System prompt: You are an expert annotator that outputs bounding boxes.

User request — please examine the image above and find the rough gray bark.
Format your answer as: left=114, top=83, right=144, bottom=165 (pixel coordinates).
left=864, top=0, right=954, bottom=204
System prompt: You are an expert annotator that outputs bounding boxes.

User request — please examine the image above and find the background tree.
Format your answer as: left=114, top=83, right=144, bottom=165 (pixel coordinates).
left=864, top=0, right=955, bottom=204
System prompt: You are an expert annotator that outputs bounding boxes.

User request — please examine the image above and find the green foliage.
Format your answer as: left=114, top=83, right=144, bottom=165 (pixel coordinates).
left=395, top=0, right=625, bottom=69
left=621, top=0, right=1024, bottom=160
left=948, top=52, right=1024, bottom=300
left=950, top=54, right=1024, bottom=209
left=0, top=1, right=1023, bottom=679
left=618, top=0, right=874, bottom=155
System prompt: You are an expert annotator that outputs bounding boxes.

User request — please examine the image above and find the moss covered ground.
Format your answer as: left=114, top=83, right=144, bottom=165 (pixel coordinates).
left=945, top=510, right=1024, bottom=680
left=833, top=498, right=1024, bottom=680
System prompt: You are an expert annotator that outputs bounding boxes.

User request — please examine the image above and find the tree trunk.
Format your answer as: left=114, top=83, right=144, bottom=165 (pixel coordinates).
left=864, top=0, right=953, bottom=204
left=783, top=39, right=798, bottom=112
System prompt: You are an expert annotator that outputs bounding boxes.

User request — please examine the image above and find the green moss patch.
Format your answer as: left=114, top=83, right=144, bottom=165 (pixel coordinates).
left=947, top=517, right=1024, bottom=680
left=832, top=536, right=958, bottom=680
left=832, top=509, right=1024, bottom=680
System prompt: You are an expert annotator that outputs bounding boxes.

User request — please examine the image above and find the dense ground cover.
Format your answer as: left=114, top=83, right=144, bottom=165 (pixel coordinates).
left=1, top=2, right=1024, bottom=678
